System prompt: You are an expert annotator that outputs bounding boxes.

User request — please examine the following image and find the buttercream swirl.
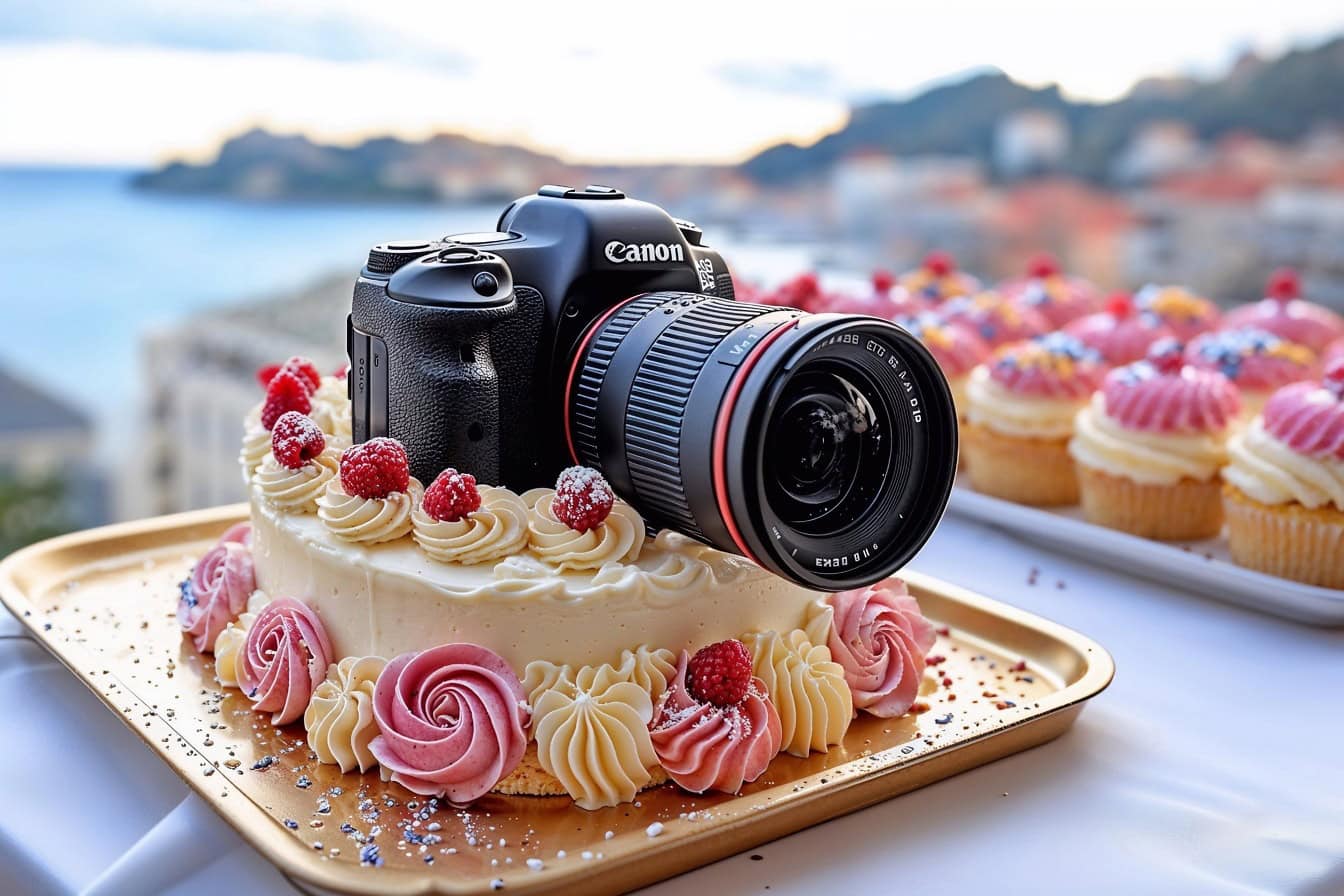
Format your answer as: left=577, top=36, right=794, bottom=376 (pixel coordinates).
left=530, top=662, right=658, bottom=809
left=941, top=291, right=1048, bottom=347
left=236, top=596, right=334, bottom=725
left=239, top=404, right=270, bottom=483
left=522, top=487, right=643, bottom=571
left=214, top=590, right=271, bottom=688
left=965, top=365, right=1084, bottom=438
left=806, top=579, right=936, bottom=718
left=254, top=447, right=340, bottom=513
left=650, top=651, right=782, bottom=794
left=986, top=333, right=1105, bottom=400
left=304, top=655, right=387, bottom=773
left=522, top=645, right=676, bottom=728
left=412, top=485, right=529, bottom=565
left=1071, top=394, right=1231, bottom=485
left=308, top=376, right=353, bottom=447
left=741, top=628, right=852, bottom=757
left=178, top=538, right=256, bottom=653
left=1262, top=381, right=1344, bottom=460
left=1224, top=418, right=1344, bottom=510
left=370, top=643, right=530, bottom=803
left=1099, top=361, right=1241, bottom=434
left=318, top=477, right=422, bottom=544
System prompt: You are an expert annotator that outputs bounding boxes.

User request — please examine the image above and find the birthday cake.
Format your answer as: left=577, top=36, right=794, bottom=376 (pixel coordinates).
left=176, top=356, right=939, bottom=809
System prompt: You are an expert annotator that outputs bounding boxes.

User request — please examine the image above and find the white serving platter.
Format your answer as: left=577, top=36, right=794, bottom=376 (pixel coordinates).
left=945, top=485, right=1344, bottom=627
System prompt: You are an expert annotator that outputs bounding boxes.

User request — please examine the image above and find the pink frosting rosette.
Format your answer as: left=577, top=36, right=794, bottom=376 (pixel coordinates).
left=1223, top=270, right=1344, bottom=354
left=1000, top=254, right=1100, bottom=328
left=1065, top=293, right=1177, bottom=367
left=1101, top=348, right=1242, bottom=434
left=370, top=643, right=530, bottom=803
left=988, top=332, right=1106, bottom=400
left=822, top=579, right=936, bottom=718
left=1184, top=328, right=1316, bottom=393
left=177, top=538, right=255, bottom=654
left=218, top=521, right=252, bottom=546
left=1261, top=367, right=1344, bottom=460
left=236, top=597, right=333, bottom=725
left=650, top=652, right=782, bottom=794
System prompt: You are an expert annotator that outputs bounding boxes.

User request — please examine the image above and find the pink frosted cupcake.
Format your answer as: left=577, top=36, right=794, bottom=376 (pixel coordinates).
left=821, top=271, right=933, bottom=318
left=1184, top=328, right=1316, bottom=418
left=1070, top=340, right=1241, bottom=539
left=1133, top=284, right=1221, bottom=341
left=900, top=251, right=980, bottom=304
left=1222, top=269, right=1344, bottom=354
left=1000, top=253, right=1100, bottom=328
left=898, top=311, right=989, bottom=420
left=962, top=332, right=1106, bottom=504
left=1222, top=360, right=1344, bottom=587
left=1065, top=292, right=1177, bottom=367
left=941, top=290, right=1049, bottom=348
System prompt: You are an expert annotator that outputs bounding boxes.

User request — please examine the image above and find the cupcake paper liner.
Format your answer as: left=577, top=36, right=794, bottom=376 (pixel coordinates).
left=961, top=422, right=1078, bottom=506
left=1076, top=466, right=1223, bottom=540
left=1223, top=486, right=1344, bottom=589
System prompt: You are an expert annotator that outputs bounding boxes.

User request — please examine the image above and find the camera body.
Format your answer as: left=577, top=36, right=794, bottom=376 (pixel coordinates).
left=349, top=185, right=734, bottom=488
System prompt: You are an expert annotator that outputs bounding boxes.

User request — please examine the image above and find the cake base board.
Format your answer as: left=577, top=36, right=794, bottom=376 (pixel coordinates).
left=0, top=504, right=1113, bottom=896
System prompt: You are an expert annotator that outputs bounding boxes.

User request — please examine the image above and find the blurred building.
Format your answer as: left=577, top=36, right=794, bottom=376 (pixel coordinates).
left=131, top=275, right=348, bottom=518
left=0, top=366, right=107, bottom=551
left=994, top=109, right=1069, bottom=179
left=1112, top=121, right=1202, bottom=185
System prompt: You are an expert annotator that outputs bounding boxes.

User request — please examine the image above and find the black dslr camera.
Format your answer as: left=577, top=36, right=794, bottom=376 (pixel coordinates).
left=349, top=185, right=957, bottom=589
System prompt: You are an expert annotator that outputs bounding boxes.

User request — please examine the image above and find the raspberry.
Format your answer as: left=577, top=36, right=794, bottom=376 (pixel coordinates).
left=1027, top=253, right=1059, bottom=279
left=255, top=363, right=282, bottom=390
left=1147, top=338, right=1185, bottom=375
left=339, top=438, right=410, bottom=499
left=279, top=356, right=322, bottom=393
left=270, top=412, right=326, bottom=470
left=923, top=251, right=954, bottom=277
left=686, top=639, right=753, bottom=707
left=1266, top=268, right=1300, bottom=302
left=423, top=468, right=481, bottom=522
left=871, top=269, right=895, bottom=293
left=1324, top=358, right=1344, bottom=399
left=334, top=362, right=350, bottom=380
left=260, top=370, right=312, bottom=430
left=1104, top=292, right=1134, bottom=319
left=551, top=466, right=614, bottom=532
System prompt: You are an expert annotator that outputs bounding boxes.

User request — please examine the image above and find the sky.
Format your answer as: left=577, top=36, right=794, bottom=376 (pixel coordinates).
left=1, top=0, right=1341, bottom=167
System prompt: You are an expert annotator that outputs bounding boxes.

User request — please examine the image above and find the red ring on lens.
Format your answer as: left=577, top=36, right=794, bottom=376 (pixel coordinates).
left=711, top=319, right=798, bottom=567
left=563, top=295, right=645, bottom=465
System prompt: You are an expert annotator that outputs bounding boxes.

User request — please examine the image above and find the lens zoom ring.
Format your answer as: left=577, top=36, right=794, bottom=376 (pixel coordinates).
left=623, top=298, right=774, bottom=538
left=570, top=294, right=669, bottom=466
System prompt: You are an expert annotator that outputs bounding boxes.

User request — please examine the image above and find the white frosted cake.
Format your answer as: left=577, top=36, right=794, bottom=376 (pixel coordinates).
left=178, top=356, right=939, bottom=809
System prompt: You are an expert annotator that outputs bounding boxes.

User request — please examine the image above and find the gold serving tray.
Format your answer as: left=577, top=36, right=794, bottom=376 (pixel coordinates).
left=0, top=505, right=1113, bottom=896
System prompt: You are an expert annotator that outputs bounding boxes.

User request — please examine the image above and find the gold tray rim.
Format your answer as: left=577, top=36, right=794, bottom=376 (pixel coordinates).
left=0, top=505, right=1115, bottom=896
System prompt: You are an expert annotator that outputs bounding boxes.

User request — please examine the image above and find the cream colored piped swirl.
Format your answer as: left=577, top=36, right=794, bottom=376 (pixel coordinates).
left=253, top=447, right=341, bottom=513
left=318, top=478, right=423, bottom=544
left=1069, top=394, right=1231, bottom=486
left=1224, top=418, right=1344, bottom=510
left=523, top=644, right=676, bottom=718
left=742, top=628, right=853, bottom=758
left=214, top=590, right=271, bottom=688
left=965, top=366, right=1084, bottom=439
left=303, top=655, right=387, bottom=773
left=412, top=486, right=529, bottom=565
left=309, top=376, right=353, bottom=447
left=521, top=487, right=644, bottom=571
left=529, top=662, right=658, bottom=810
left=239, top=404, right=270, bottom=483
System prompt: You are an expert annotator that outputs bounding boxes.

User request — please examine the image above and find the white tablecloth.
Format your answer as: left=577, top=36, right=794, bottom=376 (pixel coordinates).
left=2, top=515, right=1341, bottom=896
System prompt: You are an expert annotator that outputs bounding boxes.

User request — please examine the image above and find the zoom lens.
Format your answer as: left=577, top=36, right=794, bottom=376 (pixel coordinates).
left=564, top=292, right=957, bottom=590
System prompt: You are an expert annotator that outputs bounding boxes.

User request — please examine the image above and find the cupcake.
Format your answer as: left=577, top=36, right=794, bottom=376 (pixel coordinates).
left=1221, top=361, right=1344, bottom=588
left=1184, top=328, right=1316, bottom=418
left=900, top=251, right=980, bottom=304
left=999, top=253, right=1100, bottom=328
left=1222, top=269, right=1344, bottom=354
left=1065, top=292, right=1176, bottom=367
left=1133, top=284, right=1220, bottom=341
left=962, top=333, right=1106, bottom=505
left=1070, top=341, right=1241, bottom=539
left=820, top=271, right=932, bottom=319
left=941, top=291, right=1049, bottom=348
left=897, top=311, right=989, bottom=420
